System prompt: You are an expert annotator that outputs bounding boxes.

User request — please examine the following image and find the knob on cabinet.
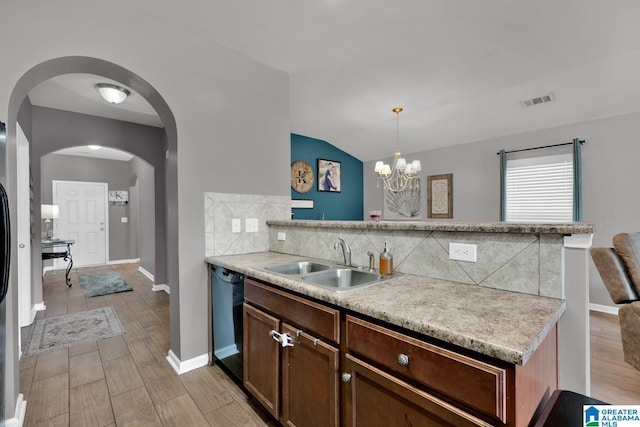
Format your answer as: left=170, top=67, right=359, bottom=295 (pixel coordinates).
left=341, top=373, right=352, bottom=383
left=397, top=353, right=409, bottom=366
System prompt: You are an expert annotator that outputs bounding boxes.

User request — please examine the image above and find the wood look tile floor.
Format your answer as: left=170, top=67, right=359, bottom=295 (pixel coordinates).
left=20, top=265, right=640, bottom=426
left=20, top=263, right=277, bottom=427
left=590, top=310, right=640, bottom=404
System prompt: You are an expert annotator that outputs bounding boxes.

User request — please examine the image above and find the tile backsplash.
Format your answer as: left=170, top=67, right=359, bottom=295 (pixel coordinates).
left=268, top=223, right=565, bottom=299
left=204, top=193, right=290, bottom=257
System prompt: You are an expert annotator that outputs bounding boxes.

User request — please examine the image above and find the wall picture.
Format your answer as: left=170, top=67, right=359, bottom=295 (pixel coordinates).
left=427, top=173, right=453, bottom=218
left=317, top=159, right=341, bottom=192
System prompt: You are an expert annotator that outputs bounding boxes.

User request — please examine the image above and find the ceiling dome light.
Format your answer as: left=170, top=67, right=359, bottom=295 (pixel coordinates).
left=96, top=83, right=130, bottom=104
left=87, top=145, right=102, bottom=150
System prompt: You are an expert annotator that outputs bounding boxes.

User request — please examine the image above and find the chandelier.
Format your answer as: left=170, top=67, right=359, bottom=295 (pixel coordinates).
left=374, top=107, right=421, bottom=192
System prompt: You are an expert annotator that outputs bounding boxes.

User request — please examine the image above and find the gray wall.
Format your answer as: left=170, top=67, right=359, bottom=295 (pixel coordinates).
left=41, top=153, right=155, bottom=264
left=365, top=111, right=640, bottom=308
left=130, top=156, right=155, bottom=276
left=30, top=105, right=166, bottom=304
left=1, top=3, right=289, bottom=413
left=0, top=24, right=290, bottom=408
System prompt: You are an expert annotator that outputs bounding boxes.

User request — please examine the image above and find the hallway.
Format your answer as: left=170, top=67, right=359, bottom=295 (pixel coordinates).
left=20, top=263, right=275, bottom=426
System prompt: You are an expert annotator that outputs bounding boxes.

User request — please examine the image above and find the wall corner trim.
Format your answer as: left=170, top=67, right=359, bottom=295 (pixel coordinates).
left=166, top=350, right=208, bottom=375
left=563, top=233, right=593, bottom=249
left=30, top=302, right=46, bottom=324
left=5, top=393, right=27, bottom=427
left=589, top=303, right=619, bottom=315
left=152, top=284, right=170, bottom=294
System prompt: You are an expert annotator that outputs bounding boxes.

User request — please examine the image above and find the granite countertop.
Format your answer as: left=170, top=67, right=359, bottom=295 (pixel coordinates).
left=267, top=219, right=593, bottom=235
left=206, top=251, right=566, bottom=366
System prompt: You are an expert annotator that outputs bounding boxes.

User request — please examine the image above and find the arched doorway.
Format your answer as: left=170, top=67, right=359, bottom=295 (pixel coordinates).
left=6, top=55, right=178, bottom=338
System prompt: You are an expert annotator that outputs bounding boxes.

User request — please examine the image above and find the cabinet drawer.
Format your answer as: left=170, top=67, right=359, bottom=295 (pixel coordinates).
left=245, top=278, right=340, bottom=343
left=343, top=354, right=493, bottom=427
left=345, top=315, right=507, bottom=422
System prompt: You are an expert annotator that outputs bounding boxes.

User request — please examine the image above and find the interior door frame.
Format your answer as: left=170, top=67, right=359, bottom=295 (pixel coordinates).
left=16, top=123, right=32, bottom=330
left=53, top=180, right=109, bottom=267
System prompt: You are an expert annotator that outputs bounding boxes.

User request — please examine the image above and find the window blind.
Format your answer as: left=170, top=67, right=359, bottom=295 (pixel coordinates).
left=505, top=153, right=573, bottom=222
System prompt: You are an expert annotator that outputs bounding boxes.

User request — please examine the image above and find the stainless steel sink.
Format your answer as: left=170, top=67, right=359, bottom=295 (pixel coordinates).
left=264, top=261, right=332, bottom=275
left=301, top=268, right=382, bottom=290
left=261, top=260, right=397, bottom=292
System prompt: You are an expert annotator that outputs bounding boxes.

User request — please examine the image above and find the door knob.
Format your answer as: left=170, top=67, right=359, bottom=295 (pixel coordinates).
left=19, top=244, right=25, bottom=248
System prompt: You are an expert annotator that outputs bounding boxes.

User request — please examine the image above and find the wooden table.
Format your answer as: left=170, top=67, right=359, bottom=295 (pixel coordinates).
left=42, top=239, right=75, bottom=287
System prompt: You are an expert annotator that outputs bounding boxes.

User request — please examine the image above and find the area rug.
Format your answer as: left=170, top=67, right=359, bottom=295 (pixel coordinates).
left=23, top=306, right=125, bottom=357
left=79, top=272, right=133, bottom=298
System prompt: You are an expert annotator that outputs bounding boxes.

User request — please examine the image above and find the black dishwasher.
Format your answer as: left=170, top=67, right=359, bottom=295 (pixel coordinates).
left=211, top=265, right=244, bottom=383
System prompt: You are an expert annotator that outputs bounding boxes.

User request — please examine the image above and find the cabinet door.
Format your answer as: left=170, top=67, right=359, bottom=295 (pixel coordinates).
left=342, top=354, right=493, bottom=427
left=281, top=323, right=339, bottom=427
left=244, top=303, right=280, bottom=419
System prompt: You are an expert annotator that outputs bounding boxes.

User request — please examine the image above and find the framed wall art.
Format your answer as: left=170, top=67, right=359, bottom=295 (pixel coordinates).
left=317, top=159, right=341, bottom=192
left=427, top=173, right=453, bottom=218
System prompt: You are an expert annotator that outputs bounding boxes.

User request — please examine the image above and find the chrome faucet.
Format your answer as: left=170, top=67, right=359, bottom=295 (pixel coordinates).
left=334, top=238, right=352, bottom=266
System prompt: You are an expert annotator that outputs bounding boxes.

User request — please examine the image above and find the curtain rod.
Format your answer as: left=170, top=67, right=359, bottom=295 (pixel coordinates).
left=496, top=140, right=584, bottom=155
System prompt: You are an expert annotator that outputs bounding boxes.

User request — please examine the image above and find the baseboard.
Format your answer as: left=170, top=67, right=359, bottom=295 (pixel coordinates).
left=166, top=349, right=208, bottom=375
left=42, top=265, right=56, bottom=276
left=138, top=266, right=154, bottom=282
left=589, top=303, right=619, bottom=315
left=153, top=284, right=170, bottom=294
left=108, top=258, right=140, bottom=265
left=5, top=393, right=27, bottom=427
left=30, top=302, right=46, bottom=323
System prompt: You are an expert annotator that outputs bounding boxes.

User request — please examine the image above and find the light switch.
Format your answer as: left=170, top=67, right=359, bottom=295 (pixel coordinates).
left=232, top=218, right=241, bottom=233
left=246, top=218, right=259, bottom=233
left=121, top=217, right=128, bottom=223
left=277, top=232, right=286, bottom=241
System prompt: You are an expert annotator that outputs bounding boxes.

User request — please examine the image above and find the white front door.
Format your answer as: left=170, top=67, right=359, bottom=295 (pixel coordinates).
left=53, top=181, right=108, bottom=266
left=17, top=124, right=32, bottom=328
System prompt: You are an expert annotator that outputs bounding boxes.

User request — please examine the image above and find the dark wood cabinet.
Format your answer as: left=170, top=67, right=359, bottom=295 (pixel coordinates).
left=342, top=354, right=491, bottom=427
left=244, top=278, right=557, bottom=427
left=342, top=315, right=558, bottom=427
left=243, top=302, right=280, bottom=419
left=281, top=323, right=339, bottom=427
left=244, top=279, right=341, bottom=427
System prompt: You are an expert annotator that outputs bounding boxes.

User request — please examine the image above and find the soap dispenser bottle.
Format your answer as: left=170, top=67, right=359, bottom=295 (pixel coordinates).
left=379, top=241, right=393, bottom=275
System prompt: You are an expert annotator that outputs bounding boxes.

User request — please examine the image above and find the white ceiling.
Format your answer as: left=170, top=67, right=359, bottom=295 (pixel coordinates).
left=29, top=1, right=640, bottom=162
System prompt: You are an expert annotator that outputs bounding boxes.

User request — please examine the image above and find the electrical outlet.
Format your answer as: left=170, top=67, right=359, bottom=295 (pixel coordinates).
left=231, top=218, right=241, bottom=233
left=246, top=218, right=259, bottom=233
left=449, top=243, right=477, bottom=262
left=277, top=232, right=286, bottom=241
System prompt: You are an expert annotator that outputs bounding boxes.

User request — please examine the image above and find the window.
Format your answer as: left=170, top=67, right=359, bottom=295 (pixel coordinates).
left=505, top=153, right=574, bottom=222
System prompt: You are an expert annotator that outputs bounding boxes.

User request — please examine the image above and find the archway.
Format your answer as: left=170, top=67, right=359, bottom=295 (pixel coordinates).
left=6, top=55, right=178, bottom=338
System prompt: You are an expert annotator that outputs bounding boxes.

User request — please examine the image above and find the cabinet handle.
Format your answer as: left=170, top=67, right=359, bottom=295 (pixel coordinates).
left=397, top=353, right=409, bottom=366
left=341, top=373, right=352, bottom=383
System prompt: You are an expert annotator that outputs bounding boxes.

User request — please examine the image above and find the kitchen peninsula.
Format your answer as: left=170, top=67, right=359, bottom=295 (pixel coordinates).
left=206, top=218, right=593, bottom=427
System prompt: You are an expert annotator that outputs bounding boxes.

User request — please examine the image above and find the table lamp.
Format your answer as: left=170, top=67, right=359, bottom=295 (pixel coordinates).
left=41, top=204, right=60, bottom=240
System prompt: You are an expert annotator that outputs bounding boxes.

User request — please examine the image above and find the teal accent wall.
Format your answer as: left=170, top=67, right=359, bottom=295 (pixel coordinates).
left=291, top=134, right=363, bottom=220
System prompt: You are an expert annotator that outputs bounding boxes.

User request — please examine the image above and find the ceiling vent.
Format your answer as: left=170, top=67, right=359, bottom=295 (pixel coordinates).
left=522, top=93, right=555, bottom=108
